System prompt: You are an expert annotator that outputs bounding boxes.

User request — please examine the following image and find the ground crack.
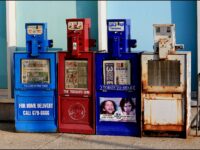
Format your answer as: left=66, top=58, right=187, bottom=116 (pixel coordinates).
left=36, top=133, right=63, bottom=149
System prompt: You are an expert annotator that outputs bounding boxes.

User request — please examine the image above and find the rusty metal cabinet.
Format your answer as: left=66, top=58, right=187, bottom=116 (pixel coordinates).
left=141, top=24, right=191, bottom=138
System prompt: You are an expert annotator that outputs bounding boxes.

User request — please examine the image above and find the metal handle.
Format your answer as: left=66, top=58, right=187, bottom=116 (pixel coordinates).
left=72, top=36, right=79, bottom=57
left=112, top=36, right=121, bottom=58
left=31, top=38, right=39, bottom=57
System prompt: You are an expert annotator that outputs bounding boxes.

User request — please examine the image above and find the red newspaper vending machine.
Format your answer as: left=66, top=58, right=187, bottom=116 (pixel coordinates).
left=58, top=18, right=96, bottom=134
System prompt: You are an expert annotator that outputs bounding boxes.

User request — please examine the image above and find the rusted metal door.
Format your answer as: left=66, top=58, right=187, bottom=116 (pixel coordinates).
left=141, top=52, right=191, bottom=137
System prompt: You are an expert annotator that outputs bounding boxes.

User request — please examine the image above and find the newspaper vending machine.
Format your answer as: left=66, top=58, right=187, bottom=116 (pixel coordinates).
left=58, top=18, right=96, bottom=134
left=14, top=23, right=57, bottom=132
left=95, top=19, right=141, bottom=136
left=141, top=24, right=191, bottom=138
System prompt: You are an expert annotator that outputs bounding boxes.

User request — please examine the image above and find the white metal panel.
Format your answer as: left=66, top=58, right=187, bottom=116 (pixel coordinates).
left=186, top=52, right=191, bottom=133
left=144, top=98, right=183, bottom=125
left=153, top=24, right=176, bottom=57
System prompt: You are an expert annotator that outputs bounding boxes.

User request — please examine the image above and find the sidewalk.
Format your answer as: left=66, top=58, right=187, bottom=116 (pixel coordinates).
left=0, top=122, right=200, bottom=149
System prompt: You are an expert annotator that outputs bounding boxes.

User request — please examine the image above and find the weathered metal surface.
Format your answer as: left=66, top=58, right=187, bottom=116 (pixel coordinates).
left=144, top=98, right=183, bottom=125
left=141, top=52, right=191, bottom=138
left=142, top=54, right=185, bottom=93
left=153, top=24, right=184, bottom=60
left=185, top=52, right=191, bottom=138
left=153, top=24, right=176, bottom=55
left=148, top=60, right=180, bottom=86
left=144, top=124, right=184, bottom=132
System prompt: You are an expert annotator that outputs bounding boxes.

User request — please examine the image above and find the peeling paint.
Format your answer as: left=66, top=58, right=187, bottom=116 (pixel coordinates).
left=141, top=52, right=191, bottom=138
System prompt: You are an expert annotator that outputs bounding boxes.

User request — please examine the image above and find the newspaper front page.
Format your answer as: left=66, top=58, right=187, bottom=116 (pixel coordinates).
left=21, top=59, right=50, bottom=84
left=65, top=60, right=88, bottom=89
left=103, top=60, right=131, bottom=85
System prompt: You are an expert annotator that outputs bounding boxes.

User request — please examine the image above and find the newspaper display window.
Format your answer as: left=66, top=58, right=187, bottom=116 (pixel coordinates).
left=21, top=59, right=50, bottom=84
left=103, top=60, right=131, bottom=85
left=99, top=97, right=136, bottom=122
left=65, top=60, right=88, bottom=89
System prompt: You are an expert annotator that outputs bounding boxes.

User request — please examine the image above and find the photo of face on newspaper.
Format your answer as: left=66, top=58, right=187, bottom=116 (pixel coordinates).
left=99, top=97, right=136, bottom=122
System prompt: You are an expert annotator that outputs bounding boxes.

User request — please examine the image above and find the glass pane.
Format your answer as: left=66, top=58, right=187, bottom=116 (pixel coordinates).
left=65, top=60, right=88, bottom=89
left=103, top=60, right=131, bottom=85
left=21, top=59, right=50, bottom=84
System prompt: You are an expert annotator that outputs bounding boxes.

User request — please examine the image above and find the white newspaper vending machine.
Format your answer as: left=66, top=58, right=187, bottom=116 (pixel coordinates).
left=141, top=24, right=191, bottom=138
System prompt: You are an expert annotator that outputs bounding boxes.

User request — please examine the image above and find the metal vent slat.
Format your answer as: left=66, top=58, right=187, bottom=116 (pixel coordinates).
left=148, top=60, right=180, bottom=86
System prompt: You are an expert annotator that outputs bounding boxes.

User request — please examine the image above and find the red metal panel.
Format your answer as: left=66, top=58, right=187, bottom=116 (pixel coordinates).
left=66, top=18, right=91, bottom=54
left=58, top=52, right=95, bottom=134
left=60, top=97, right=90, bottom=124
left=58, top=95, right=95, bottom=134
left=58, top=18, right=95, bottom=134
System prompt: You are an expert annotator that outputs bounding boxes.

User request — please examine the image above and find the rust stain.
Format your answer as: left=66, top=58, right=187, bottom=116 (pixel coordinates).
left=144, top=124, right=184, bottom=132
left=146, top=86, right=185, bottom=93
left=141, top=53, right=189, bottom=137
left=142, top=73, right=148, bottom=90
left=173, top=94, right=182, bottom=99
left=143, top=95, right=183, bottom=125
left=144, top=93, right=183, bottom=100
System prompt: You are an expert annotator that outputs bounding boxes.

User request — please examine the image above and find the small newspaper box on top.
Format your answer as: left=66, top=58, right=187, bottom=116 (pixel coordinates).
left=141, top=24, right=191, bottom=138
left=14, top=23, right=57, bottom=132
left=95, top=19, right=141, bottom=136
left=58, top=18, right=96, bottom=134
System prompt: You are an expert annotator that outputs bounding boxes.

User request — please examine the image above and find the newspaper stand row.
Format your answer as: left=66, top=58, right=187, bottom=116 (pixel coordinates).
left=13, top=19, right=190, bottom=138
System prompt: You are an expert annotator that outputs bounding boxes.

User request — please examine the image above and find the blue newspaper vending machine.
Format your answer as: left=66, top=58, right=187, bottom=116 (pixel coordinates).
left=14, top=23, right=57, bottom=132
left=95, top=19, right=141, bottom=136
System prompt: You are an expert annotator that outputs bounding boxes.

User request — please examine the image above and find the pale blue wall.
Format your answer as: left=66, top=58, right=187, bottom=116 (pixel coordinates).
left=107, top=1, right=172, bottom=51
left=16, top=1, right=98, bottom=51
left=5, top=1, right=198, bottom=93
left=16, top=1, right=77, bottom=50
left=107, top=1, right=197, bottom=93
left=171, top=1, right=197, bottom=94
left=76, top=1, right=98, bottom=51
left=0, top=1, right=7, bottom=89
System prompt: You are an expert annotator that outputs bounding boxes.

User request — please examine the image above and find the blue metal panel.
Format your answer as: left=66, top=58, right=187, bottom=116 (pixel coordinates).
left=96, top=91, right=140, bottom=136
left=14, top=52, right=56, bottom=90
left=95, top=53, right=141, bottom=91
left=95, top=19, right=141, bottom=136
left=25, top=23, right=53, bottom=56
left=95, top=52, right=141, bottom=136
left=107, top=19, right=136, bottom=57
left=15, top=90, right=57, bottom=132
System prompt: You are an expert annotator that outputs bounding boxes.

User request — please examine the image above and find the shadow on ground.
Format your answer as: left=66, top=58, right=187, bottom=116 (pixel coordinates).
left=0, top=121, right=15, bottom=132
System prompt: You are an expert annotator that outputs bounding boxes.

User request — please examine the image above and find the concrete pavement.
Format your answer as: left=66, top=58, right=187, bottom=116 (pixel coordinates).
left=0, top=122, right=200, bottom=149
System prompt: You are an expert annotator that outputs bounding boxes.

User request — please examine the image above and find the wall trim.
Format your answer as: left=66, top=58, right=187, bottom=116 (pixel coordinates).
left=98, top=1, right=107, bottom=51
left=6, top=1, right=16, bottom=99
